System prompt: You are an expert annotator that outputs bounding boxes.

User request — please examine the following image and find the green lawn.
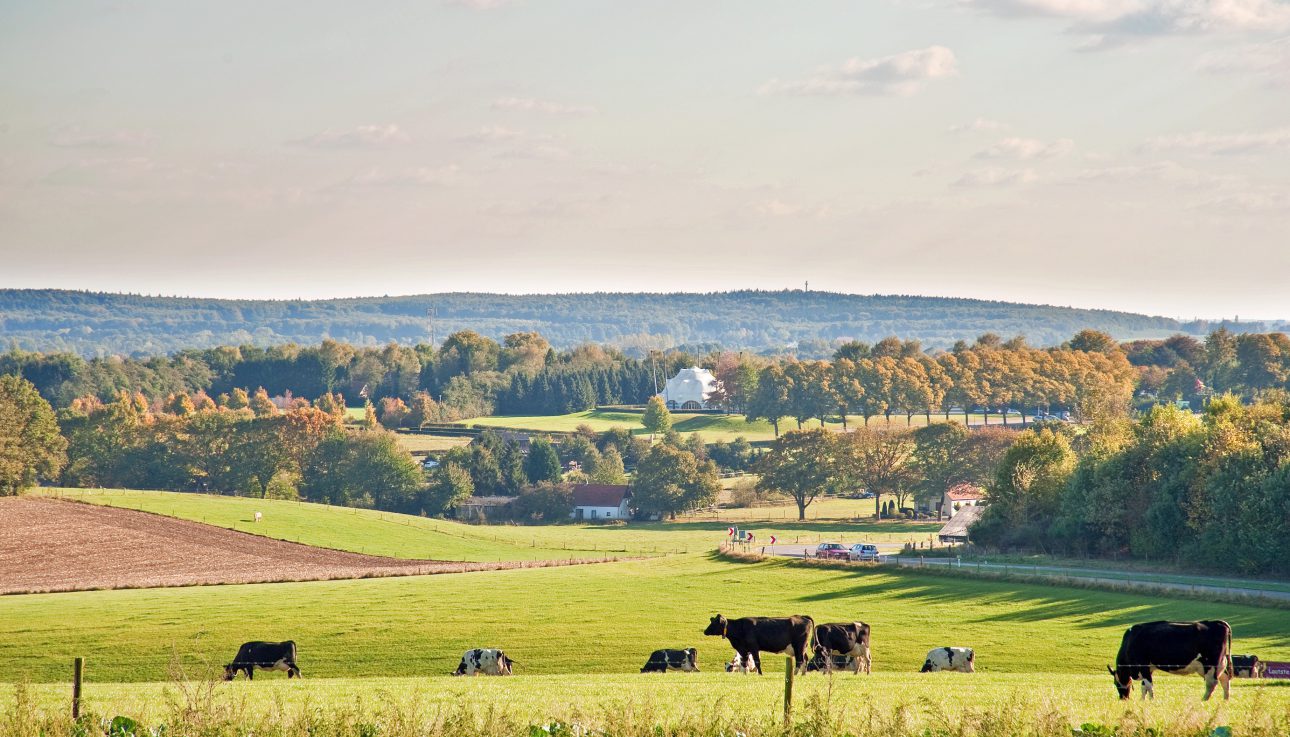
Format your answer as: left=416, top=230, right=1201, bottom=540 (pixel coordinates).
left=40, top=488, right=939, bottom=559
left=3, top=554, right=1288, bottom=684
left=458, top=409, right=1013, bottom=442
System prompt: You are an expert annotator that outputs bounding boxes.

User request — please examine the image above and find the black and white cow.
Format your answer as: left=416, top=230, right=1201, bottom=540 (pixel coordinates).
left=640, top=648, right=699, bottom=673
left=724, top=653, right=755, bottom=672
left=920, top=647, right=975, bottom=673
left=453, top=648, right=516, bottom=676
left=1109, top=620, right=1232, bottom=700
left=806, top=652, right=854, bottom=672
left=704, top=614, right=814, bottom=675
left=1231, top=654, right=1263, bottom=678
left=813, top=622, right=872, bottom=674
left=223, top=641, right=300, bottom=680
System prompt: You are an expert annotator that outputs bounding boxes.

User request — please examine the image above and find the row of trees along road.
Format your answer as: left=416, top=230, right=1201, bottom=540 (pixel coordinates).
left=754, top=424, right=1014, bottom=520
left=739, top=332, right=1138, bottom=434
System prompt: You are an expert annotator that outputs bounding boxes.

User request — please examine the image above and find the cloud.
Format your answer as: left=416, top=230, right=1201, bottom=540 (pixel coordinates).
left=49, top=128, right=150, bottom=149
left=342, top=165, right=460, bottom=188
left=948, top=117, right=1010, bottom=134
left=976, top=136, right=1075, bottom=159
left=460, top=125, right=531, bottom=142
left=492, top=97, right=597, bottom=115
left=753, top=199, right=832, bottom=218
left=953, top=167, right=1038, bottom=187
left=759, top=46, right=958, bottom=97
left=1195, top=36, right=1290, bottom=84
left=1143, top=127, right=1290, bottom=155
left=291, top=124, right=409, bottom=149
left=962, top=0, right=1290, bottom=47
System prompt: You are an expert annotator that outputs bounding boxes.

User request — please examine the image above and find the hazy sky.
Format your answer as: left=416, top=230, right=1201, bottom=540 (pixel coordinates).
left=2, top=1, right=1288, bottom=319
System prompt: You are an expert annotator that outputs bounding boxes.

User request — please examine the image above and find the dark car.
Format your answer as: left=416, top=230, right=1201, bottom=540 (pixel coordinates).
left=814, top=542, right=849, bottom=560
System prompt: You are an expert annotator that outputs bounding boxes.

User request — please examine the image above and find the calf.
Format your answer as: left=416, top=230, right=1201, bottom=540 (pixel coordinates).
left=920, top=647, right=975, bottom=673
left=453, top=648, right=515, bottom=676
left=223, top=641, right=300, bottom=681
left=641, top=648, right=699, bottom=673
left=1109, top=620, right=1232, bottom=700
left=704, top=614, right=814, bottom=675
left=724, top=653, right=755, bottom=672
left=813, top=622, right=872, bottom=674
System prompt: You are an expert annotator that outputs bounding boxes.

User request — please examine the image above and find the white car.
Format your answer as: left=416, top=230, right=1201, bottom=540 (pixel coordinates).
left=848, top=543, right=880, bottom=562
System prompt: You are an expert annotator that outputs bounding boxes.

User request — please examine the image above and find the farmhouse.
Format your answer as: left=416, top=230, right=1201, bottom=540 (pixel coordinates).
left=942, top=483, right=987, bottom=519
left=659, top=366, right=718, bottom=410
left=570, top=484, right=631, bottom=521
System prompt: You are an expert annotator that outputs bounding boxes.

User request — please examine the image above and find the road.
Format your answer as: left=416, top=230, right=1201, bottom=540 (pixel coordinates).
left=749, top=546, right=1290, bottom=602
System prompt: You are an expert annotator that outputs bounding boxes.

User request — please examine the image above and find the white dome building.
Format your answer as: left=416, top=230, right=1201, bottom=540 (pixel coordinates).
left=659, top=366, right=718, bottom=410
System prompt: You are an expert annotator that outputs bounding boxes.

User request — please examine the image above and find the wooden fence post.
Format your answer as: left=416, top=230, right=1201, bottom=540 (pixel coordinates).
left=783, top=656, right=794, bottom=725
left=72, top=656, right=84, bottom=720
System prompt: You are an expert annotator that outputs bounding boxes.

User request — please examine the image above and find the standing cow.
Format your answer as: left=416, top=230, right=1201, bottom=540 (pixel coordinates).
left=704, top=614, right=814, bottom=675
left=223, top=641, right=301, bottom=680
left=920, top=647, right=975, bottom=673
left=1230, top=654, right=1264, bottom=678
left=453, top=648, right=516, bottom=676
left=1108, top=620, right=1232, bottom=700
left=813, top=622, right=872, bottom=674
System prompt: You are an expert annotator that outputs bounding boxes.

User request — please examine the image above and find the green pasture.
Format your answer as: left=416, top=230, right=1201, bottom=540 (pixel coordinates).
left=457, top=409, right=1009, bottom=442
left=3, top=554, right=1288, bottom=684
left=8, top=672, right=1288, bottom=734
left=40, top=489, right=939, bottom=559
left=392, top=432, right=473, bottom=454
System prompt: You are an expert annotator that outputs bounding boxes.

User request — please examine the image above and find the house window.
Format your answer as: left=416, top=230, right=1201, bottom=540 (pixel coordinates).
left=605, top=511, right=613, bottom=518
left=591, top=509, right=597, bottom=518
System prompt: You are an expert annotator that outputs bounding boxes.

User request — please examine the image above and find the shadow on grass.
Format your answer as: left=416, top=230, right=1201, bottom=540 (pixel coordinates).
left=711, top=554, right=1290, bottom=648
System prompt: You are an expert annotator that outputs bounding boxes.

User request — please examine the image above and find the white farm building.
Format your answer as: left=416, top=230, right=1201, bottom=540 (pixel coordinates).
left=659, top=366, right=718, bottom=410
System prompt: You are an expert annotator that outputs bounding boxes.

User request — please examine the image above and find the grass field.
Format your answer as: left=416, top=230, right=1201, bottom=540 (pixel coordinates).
left=456, top=410, right=1012, bottom=443
left=8, top=672, right=1288, bottom=736
left=391, top=432, right=473, bottom=454
left=41, top=489, right=940, bottom=559
left=4, top=554, right=1288, bottom=684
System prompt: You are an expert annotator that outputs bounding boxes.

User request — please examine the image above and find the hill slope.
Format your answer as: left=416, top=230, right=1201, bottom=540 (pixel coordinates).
left=0, top=289, right=1196, bottom=355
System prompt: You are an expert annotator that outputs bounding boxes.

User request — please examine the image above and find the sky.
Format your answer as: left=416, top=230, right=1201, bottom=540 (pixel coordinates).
left=1, top=0, right=1288, bottom=320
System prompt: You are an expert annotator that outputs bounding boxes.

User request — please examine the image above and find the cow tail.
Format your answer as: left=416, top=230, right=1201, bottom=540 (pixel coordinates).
left=1225, top=622, right=1233, bottom=677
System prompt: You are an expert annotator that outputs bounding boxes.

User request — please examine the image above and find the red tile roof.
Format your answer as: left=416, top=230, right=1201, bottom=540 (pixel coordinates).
left=946, top=483, right=987, bottom=501
left=571, top=484, right=631, bottom=507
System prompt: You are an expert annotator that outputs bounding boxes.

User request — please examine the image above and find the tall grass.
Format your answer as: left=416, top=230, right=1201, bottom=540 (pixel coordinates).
left=7, top=680, right=1288, bottom=737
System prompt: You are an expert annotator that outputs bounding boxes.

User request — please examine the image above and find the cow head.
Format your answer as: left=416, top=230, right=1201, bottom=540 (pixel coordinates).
left=222, top=664, right=237, bottom=681
left=704, top=614, right=728, bottom=638
left=501, top=654, right=516, bottom=674
left=1108, top=665, right=1131, bottom=700
left=452, top=659, right=468, bottom=676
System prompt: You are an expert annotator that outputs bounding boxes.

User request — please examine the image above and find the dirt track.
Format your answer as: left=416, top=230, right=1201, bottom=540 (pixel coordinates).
left=0, top=497, right=601, bottom=594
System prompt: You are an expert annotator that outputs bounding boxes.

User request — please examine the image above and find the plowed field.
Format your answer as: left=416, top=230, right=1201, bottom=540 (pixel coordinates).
left=0, top=497, right=590, bottom=594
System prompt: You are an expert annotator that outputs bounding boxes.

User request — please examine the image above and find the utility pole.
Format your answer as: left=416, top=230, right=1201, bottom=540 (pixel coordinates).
left=426, top=305, right=437, bottom=347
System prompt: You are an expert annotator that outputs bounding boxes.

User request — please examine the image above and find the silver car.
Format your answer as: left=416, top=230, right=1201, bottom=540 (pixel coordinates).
left=848, top=543, right=880, bottom=562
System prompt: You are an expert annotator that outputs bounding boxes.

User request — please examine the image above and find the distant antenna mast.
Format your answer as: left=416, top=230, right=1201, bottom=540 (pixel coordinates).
left=426, top=305, right=437, bottom=346
left=804, top=280, right=809, bottom=292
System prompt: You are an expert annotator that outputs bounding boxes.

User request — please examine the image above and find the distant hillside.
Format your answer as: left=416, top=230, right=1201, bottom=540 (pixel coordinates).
left=0, top=289, right=1217, bottom=356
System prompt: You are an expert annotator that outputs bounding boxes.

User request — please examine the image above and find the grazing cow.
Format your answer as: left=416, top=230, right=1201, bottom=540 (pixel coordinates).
left=453, top=648, right=515, bottom=676
left=641, top=648, right=699, bottom=673
left=1231, top=654, right=1264, bottom=678
left=813, top=622, right=872, bottom=674
left=806, top=652, right=854, bottom=672
left=1109, top=620, right=1232, bottom=700
left=920, top=647, right=975, bottom=673
left=724, top=653, right=755, bottom=672
left=223, top=641, right=300, bottom=681
left=704, top=614, right=814, bottom=675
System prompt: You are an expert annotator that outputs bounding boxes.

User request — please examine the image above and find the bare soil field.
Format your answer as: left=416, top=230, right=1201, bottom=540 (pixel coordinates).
left=0, top=497, right=606, bottom=594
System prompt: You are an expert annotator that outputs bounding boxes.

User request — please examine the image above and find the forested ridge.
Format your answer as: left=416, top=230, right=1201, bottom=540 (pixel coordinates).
left=0, top=288, right=1244, bottom=357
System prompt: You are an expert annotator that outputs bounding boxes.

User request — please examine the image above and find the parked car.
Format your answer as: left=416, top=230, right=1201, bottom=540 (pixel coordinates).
left=848, top=543, right=880, bottom=562
left=814, top=542, right=850, bottom=560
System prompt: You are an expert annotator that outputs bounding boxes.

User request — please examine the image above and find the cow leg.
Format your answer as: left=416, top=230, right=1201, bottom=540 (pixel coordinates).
left=1202, top=667, right=1219, bottom=701
left=246, top=667, right=254, bottom=681
left=751, top=651, right=763, bottom=675
left=1140, top=678, right=1153, bottom=700
left=1220, top=662, right=1231, bottom=700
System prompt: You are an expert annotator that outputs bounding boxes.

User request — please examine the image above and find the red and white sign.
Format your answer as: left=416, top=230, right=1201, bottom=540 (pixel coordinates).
left=727, top=527, right=735, bottom=536
left=769, top=535, right=777, bottom=545
left=746, top=533, right=755, bottom=543
left=1263, top=661, right=1290, bottom=679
